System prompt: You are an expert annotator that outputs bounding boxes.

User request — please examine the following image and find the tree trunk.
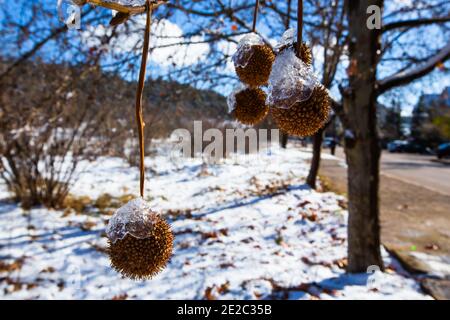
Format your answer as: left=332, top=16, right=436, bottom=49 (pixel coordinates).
left=345, top=0, right=384, bottom=273
left=306, top=129, right=324, bottom=189
left=330, top=142, right=336, bottom=155
left=280, top=132, right=288, bottom=148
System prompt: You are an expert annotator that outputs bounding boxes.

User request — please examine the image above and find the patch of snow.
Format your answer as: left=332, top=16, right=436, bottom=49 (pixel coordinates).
left=410, top=252, right=450, bottom=278
left=0, top=142, right=431, bottom=299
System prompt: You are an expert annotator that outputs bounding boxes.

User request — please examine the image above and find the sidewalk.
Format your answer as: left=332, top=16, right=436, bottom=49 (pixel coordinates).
left=318, top=154, right=450, bottom=300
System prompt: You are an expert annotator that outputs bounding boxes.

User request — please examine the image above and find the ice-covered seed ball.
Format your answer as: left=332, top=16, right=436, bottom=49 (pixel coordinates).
left=106, top=198, right=173, bottom=280
left=233, top=33, right=275, bottom=87
left=271, top=84, right=331, bottom=137
left=228, top=87, right=269, bottom=126
left=267, top=48, right=320, bottom=108
left=268, top=29, right=329, bottom=137
left=235, top=45, right=275, bottom=86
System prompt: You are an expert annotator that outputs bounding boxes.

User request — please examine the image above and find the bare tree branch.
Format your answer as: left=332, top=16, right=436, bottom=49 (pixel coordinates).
left=0, top=6, right=103, bottom=81
left=383, top=16, right=450, bottom=33
left=0, top=25, right=68, bottom=81
left=86, top=0, right=167, bottom=14
left=377, top=42, right=450, bottom=95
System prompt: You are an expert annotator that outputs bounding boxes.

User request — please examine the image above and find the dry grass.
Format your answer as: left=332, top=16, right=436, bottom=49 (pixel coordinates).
left=62, top=193, right=136, bottom=215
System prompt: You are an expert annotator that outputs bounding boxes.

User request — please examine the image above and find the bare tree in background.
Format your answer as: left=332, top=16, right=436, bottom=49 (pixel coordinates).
left=306, top=0, right=450, bottom=191
left=0, top=2, right=122, bottom=208
left=343, top=0, right=450, bottom=272
left=0, top=62, right=108, bottom=208
left=305, top=0, right=347, bottom=189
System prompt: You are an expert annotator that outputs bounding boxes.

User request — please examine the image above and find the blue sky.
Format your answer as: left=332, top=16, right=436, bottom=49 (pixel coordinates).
left=1, top=0, right=449, bottom=116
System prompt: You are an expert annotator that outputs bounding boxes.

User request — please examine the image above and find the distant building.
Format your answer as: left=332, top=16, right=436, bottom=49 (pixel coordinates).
left=412, top=87, right=450, bottom=119
left=441, top=87, right=450, bottom=106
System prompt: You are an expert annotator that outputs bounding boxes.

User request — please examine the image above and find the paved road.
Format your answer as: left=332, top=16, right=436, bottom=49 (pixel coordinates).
left=332, top=147, right=450, bottom=196
left=319, top=148, right=450, bottom=298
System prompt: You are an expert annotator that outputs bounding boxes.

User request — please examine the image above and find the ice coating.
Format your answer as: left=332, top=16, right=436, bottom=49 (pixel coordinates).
left=267, top=48, right=319, bottom=110
left=106, top=197, right=160, bottom=243
left=227, top=83, right=247, bottom=113
left=104, top=0, right=147, bottom=6
left=274, top=28, right=296, bottom=52
left=58, top=0, right=146, bottom=9
left=232, top=33, right=265, bottom=68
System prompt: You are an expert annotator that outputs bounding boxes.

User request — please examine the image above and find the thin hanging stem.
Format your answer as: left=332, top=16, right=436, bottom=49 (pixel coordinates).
left=135, top=1, right=153, bottom=198
left=252, top=0, right=259, bottom=32
left=296, top=0, right=303, bottom=58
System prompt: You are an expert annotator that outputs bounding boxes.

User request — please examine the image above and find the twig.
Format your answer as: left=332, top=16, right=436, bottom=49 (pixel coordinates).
left=296, top=0, right=303, bottom=58
left=135, top=1, right=153, bottom=197
left=252, top=0, right=259, bottom=33
left=86, top=0, right=166, bottom=15
left=377, top=42, right=450, bottom=95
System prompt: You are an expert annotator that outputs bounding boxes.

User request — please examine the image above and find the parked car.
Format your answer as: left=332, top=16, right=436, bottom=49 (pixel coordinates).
left=402, top=142, right=430, bottom=154
left=436, top=143, right=450, bottom=159
left=387, top=140, right=407, bottom=152
left=387, top=140, right=430, bottom=154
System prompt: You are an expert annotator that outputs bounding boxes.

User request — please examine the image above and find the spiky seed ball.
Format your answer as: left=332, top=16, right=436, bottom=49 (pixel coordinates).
left=278, top=42, right=313, bottom=66
left=271, top=85, right=331, bottom=137
left=106, top=198, right=173, bottom=280
left=232, top=87, right=269, bottom=125
left=235, top=44, right=275, bottom=87
left=108, top=215, right=173, bottom=280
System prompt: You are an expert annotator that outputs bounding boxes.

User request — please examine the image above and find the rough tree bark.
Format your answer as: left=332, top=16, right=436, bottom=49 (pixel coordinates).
left=345, top=0, right=384, bottom=272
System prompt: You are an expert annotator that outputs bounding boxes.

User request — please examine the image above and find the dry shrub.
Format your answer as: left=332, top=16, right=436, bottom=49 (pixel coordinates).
left=0, top=62, right=112, bottom=209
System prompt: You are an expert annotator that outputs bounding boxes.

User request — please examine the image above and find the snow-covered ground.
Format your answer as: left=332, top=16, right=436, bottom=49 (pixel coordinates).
left=0, top=143, right=431, bottom=299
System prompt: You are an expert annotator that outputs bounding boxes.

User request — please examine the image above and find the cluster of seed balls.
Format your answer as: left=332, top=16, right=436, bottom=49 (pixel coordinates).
left=231, top=41, right=273, bottom=125
left=232, top=36, right=331, bottom=137
left=107, top=200, right=174, bottom=280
